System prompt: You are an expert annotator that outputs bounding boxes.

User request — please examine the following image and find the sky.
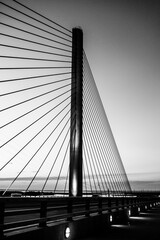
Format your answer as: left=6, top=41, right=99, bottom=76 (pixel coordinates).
left=1, top=0, right=160, bottom=181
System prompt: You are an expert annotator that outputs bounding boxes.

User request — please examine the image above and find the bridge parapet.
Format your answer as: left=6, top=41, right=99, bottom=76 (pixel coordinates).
left=0, top=194, right=159, bottom=239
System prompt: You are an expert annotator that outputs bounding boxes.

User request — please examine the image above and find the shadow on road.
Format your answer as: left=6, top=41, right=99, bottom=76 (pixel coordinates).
left=78, top=206, right=160, bottom=240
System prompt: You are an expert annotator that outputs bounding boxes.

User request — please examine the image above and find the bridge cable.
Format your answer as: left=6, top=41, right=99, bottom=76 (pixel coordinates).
left=83, top=57, right=118, bottom=193
left=3, top=111, right=71, bottom=195
left=0, top=11, right=71, bottom=43
left=0, top=43, right=71, bottom=57
left=0, top=89, right=71, bottom=129
left=0, top=72, right=71, bottom=83
left=0, top=67, right=71, bottom=70
left=26, top=115, right=71, bottom=192
left=0, top=1, right=71, bottom=37
left=83, top=134, right=98, bottom=193
left=83, top=167, right=88, bottom=195
left=0, top=93, right=71, bottom=150
left=54, top=137, right=70, bottom=194
left=83, top=144, right=93, bottom=193
left=0, top=82, right=71, bottom=97
left=84, top=56, right=126, bottom=193
left=0, top=0, right=73, bottom=195
left=0, top=33, right=72, bottom=53
left=83, top=52, right=131, bottom=193
left=0, top=55, right=71, bottom=62
left=12, top=0, right=72, bottom=34
left=87, top=52, right=131, bottom=192
left=0, top=81, right=71, bottom=114
left=83, top=123, right=103, bottom=193
left=41, top=119, right=71, bottom=192
left=64, top=168, right=69, bottom=195
left=0, top=24, right=71, bottom=49
left=83, top=109, right=107, bottom=194
left=0, top=100, right=71, bottom=171
left=0, top=96, right=71, bottom=149
left=83, top=67, right=122, bottom=192
left=83, top=68, right=113, bottom=191
left=83, top=77, right=112, bottom=193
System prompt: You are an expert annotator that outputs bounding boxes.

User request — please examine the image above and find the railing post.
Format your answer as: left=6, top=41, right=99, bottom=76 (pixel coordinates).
left=108, top=198, right=111, bottom=211
left=67, top=198, right=73, bottom=221
left=0, top=201, right=5, bottom=238
left=122, top=198, right=125, bottom=209
left=116, top=198, right=119, bottom=210
left=39, top=201, right=47, bottom=227
left=69, top=27, right=83, bottom=197
left=98, top=198, right=102, bottom=214
left=85, top=198, right=90, bottom=217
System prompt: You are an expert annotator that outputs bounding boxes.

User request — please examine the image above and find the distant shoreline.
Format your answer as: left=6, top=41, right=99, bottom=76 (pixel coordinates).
left=0, top=178, right=160, bottom=191
left=0, top=177, right=66, bottom=181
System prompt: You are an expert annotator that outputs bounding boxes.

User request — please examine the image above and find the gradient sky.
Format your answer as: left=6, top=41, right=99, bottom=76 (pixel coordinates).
left=2, top=0, right=160, bottom=179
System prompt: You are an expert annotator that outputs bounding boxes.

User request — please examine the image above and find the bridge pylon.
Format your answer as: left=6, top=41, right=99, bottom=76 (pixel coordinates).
left=69, top=28, right=83, bottom=197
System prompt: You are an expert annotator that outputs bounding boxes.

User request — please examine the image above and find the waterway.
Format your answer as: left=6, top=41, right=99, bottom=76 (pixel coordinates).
left=77, top=206, right=160, bottom=240
left=1, top=179, right=160, bottom=192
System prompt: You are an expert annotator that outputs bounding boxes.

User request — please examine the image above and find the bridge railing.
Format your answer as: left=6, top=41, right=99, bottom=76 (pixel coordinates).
left=0, top=196, right=159, bottom=237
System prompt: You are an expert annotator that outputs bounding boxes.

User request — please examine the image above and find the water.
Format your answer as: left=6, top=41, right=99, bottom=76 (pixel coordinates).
left=130, top=180, right=160, bottom=191
left=0, top=178, right=67, bottom=192
left=1, top=178, right=160, bottom=193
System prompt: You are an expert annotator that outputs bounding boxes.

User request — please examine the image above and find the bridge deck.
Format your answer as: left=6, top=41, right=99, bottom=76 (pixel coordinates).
left=78, top=205, right=160, bottom=240
left=0, top=194, right=159, bottom=238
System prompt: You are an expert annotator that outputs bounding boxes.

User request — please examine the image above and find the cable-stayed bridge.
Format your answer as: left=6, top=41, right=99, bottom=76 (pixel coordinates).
left=0, top=1, right=159, bottom=239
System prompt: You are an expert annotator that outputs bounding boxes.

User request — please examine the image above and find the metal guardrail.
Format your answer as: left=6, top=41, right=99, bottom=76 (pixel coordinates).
left=0, top=196, right=159, bottom=237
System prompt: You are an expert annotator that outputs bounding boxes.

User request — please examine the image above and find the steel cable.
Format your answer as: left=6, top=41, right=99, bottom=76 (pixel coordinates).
left=0, top=43, right=71, bottom=57
left=0, top=33, right=71, bottom=53
left=0, top=11, right=71, bottom=43
left=12, top=0, right=72, bottom=34
left=0, top=89, right=72, bottom=129
left=3, top=111, right=71, bottom=195
left=0, top=98, right=71, bottom=152
left=83, top=69, right=122, bottom=192
left=41, top=119, right=70, bottom=192
left=26, top=115, right=71, bottom=192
